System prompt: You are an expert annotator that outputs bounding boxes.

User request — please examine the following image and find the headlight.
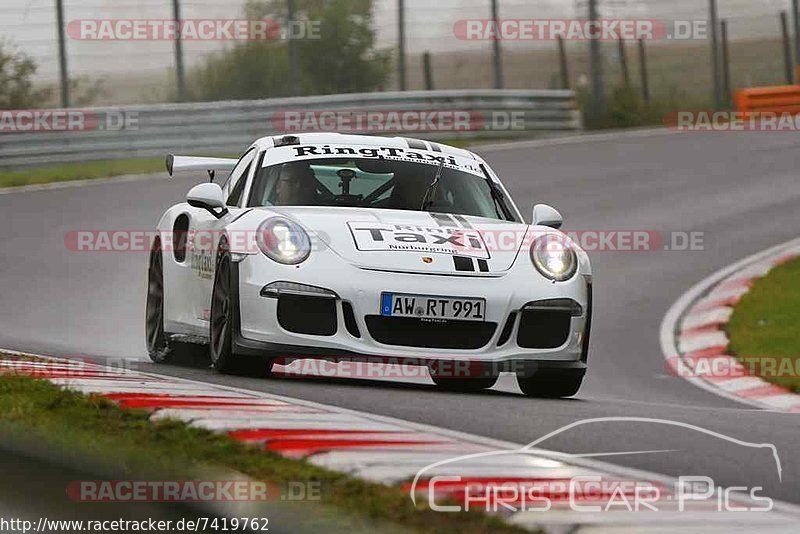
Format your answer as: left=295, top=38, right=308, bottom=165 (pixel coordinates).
left=256, top=217, right=311, bottom=265
left=530, top=234, right=577, bottom=281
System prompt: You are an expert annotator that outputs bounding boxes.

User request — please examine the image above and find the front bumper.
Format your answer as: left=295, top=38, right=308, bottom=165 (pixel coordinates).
left=234, top=249, right=591, bottom=366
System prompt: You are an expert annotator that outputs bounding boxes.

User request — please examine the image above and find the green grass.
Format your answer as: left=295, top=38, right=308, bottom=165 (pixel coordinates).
left=0, top=370, right=529, bottom=533
left=727, top=257, right=800, bottom=393
left=0, top=158, right=167, bottom=188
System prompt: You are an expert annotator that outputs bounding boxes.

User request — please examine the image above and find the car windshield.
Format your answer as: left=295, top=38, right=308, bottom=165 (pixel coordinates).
left=247, top=157, right=510, bottom=220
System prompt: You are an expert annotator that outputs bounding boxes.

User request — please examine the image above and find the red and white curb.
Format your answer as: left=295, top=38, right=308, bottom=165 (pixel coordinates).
left=661, top=238, right=800, bottom=412
left=2, top=350, right=799, bottom=533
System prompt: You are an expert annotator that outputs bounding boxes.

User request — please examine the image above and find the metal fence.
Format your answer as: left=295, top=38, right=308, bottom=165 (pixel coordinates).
left=5, top=0, right=800, bottom=112
left=0, top=89, right=580, bottom=170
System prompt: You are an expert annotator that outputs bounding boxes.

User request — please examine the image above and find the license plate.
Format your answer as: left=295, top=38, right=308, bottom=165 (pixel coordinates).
left=380, top=293, right=486, bottom=321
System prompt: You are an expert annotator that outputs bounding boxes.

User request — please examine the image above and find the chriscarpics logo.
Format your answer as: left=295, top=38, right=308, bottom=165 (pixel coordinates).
left=409, top=418, right=780, bottom=515
left=347, top=223, right=490, bottom=260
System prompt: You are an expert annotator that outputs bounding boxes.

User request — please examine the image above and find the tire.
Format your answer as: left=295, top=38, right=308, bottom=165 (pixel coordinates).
left=145, top=243, right=172, bottom=363
left=209, top=243, right=274, bottom=377
left=429, top=362, right=498, bottom=392
left=516, top=369, right=585, bottom=398
left=146, top=242, right=208, bottom=363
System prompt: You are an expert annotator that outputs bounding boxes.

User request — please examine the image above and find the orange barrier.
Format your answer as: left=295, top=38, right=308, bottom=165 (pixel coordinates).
left=735, top=85, right=800, bottom=115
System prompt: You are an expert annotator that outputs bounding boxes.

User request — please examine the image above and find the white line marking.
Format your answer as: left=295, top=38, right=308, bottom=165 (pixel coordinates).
left=681, top=307, right=732, bottom=330
left=677, top=331, right=728, bottom=354
left=694, top=286, right=749, bottom=309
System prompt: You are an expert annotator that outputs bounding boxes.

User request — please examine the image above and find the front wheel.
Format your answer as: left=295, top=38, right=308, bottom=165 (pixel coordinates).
left=209, top=245, right=274, bottom=377
left=517, top=369, right=584, bottom=398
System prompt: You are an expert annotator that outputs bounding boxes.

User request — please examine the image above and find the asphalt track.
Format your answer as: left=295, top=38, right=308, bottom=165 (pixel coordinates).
left=2, top=130, right=799, bottom=505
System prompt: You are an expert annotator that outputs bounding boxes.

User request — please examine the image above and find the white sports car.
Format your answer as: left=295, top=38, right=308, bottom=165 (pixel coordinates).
left=146, top=133, right=591, bottom=397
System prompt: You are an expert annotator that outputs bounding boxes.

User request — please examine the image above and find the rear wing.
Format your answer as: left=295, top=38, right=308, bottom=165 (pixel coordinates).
left=166, top=154, right=238, bottom=180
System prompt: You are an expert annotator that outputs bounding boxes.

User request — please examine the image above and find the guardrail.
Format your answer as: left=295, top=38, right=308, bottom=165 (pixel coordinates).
left=735, top=85, right=800, bottom=115
left=0, top=90, right=581, bottom=170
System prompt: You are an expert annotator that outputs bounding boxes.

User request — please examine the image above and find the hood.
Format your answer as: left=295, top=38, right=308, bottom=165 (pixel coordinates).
left=269, top=207, right=531, bottom=275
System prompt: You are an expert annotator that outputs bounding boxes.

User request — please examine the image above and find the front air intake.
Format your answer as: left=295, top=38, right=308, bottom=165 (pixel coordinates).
left=516, top=299, right=580, bottom=349
left=277, top=294, right=337, bottom=336
left=365, top=316, right=496, bottom=349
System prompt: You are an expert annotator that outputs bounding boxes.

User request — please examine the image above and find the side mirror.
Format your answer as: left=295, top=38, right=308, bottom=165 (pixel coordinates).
left=532, top=203, right=563, bottom=229
left=187, top=183, right=227, bottom=218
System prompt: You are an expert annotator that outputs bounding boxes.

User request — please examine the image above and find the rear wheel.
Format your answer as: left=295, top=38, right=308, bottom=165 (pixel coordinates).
left=146, top=242, right=207, bottom=363
left=516, top=369, right=584, bottom=398
left=145, top=244, right=172, bottom=363
left=209, top=244, right=274, bottom=377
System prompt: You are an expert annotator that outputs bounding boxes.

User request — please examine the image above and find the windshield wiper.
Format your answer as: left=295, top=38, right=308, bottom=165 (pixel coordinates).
left=420, top=159, right=445, bottom=211
left=479, top=163, right=511, bottom=220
